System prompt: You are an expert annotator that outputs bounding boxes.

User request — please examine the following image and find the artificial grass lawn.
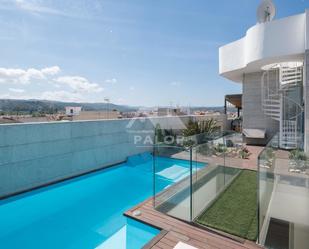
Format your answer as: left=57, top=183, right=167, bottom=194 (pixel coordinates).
left=195, top=170, right=258, bottom=241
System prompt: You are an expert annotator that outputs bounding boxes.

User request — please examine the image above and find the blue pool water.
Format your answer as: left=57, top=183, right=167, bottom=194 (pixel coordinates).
left=0, top=154, right=204, bottom=249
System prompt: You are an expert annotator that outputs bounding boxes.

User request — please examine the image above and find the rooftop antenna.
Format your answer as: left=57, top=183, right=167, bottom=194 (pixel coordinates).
left=257, top=0, right=276, bottom=24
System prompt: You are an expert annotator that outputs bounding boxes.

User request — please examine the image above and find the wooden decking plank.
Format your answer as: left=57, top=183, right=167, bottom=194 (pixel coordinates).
left=137, top=208, right=244, bottom=249
left=126, top=198, right=262, bottom=249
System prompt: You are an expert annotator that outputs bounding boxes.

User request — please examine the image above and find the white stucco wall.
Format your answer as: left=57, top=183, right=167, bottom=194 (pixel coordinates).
left=306, top=10, right=309, bottom=50
left=220, top=13, right=306, bottom=82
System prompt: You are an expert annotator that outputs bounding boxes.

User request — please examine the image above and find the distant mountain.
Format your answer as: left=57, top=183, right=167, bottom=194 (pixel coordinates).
left=188, top=106, right=225, bottom=112
left=0, top=99, right=139, bottom=114
left=0, top=99, right=230, bottom=115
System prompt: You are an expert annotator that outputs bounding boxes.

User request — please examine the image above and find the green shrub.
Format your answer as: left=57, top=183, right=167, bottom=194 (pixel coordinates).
left=239, top=147, right=251, bottom=159
left=183, top=118, right=220, bottom=137
left=289, top=149, right=307, bottom=161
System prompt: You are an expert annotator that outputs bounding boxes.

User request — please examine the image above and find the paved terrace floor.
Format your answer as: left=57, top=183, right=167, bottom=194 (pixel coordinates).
left=169, top=145, right=264, bottom=171
left=125, top=146, right=264, bottom=249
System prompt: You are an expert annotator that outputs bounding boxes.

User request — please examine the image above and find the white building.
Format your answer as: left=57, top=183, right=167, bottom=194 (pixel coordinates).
left=65, top=106, right=82, bottom=116
left=157, top=107, right=183, bottom=116
left=220, top=1, right=309, bottom=249
left=220, top=0, right=308, bottom=150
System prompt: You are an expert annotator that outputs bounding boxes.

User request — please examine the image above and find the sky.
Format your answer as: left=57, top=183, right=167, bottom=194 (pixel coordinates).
left=0, top=0, right=307, bottom=107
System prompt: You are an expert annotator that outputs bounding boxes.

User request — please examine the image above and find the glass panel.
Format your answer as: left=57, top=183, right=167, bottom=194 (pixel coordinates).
left=258, top=135, right=309, bottom=249
left=192, top=132, right=241, bottom=220
left=153, top=144, right=192, bottom=221
left=153, top=131, right=245, bottom=223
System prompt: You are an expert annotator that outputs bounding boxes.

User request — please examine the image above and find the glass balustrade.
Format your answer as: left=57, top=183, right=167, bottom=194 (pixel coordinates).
left=258, top=134, right=309, bottom=249
left=153, top=131, right=243, bottom=222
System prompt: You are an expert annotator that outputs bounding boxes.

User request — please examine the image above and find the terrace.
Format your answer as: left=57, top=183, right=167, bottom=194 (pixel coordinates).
left=124, top=129, right=264, bottom=249
left=1, top=109, right=308, bottom=249
left=0, top=115, right=266, bottom=249
left=125, top=130, right=309, bottom=249
left=1, top=1, right=308, bottom=248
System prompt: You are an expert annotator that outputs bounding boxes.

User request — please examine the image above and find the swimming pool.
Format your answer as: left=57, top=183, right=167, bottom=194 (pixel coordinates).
left=0, top=153, right=203, bottom=249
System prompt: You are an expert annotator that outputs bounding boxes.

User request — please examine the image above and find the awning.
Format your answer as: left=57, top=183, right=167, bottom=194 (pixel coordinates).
left=225, top=94, right=242, bottom=109
left=243, top=128, right=266, bottom=139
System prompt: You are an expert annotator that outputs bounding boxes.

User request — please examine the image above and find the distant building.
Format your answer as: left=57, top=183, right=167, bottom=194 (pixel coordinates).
left=194, top=111, right=206, bottom=116
left=0, top=117, right=21, bottom=124
left=65, top=107, right=82, bottom=116
left=72, top=110, right=121, bottom=120
left=157, top=108, right=183, bottom=116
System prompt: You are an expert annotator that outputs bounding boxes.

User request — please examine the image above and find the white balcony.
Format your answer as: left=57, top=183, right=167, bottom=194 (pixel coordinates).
left=219, top=12, right=307, bottom=82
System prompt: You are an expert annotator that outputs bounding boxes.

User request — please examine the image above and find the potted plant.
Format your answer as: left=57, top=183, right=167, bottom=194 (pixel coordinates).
left=214, top=143, right=228, bottom=156
left=183, top=118, right=220, bottom=144
left=238, top=146, right=252, bottom=159
left=289, top=149, right=308, bottom=173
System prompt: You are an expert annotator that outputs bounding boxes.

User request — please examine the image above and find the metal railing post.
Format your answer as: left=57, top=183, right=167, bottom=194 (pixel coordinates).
left=152, top=144, right=156, bottom=208
left=257, top=153, right=260, bottom=245
left=190, top=146, right=193, bottom=222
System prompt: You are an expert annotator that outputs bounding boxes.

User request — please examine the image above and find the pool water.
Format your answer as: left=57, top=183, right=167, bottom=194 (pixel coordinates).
left=0, top=153, right=204, bottom=249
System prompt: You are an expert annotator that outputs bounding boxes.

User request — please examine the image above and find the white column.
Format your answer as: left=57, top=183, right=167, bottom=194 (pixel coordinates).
left=304, top=10, right=309, bottom=152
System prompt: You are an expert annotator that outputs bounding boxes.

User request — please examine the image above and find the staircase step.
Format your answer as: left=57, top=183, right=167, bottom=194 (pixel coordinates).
left=263, top=98, right=280, bottom=101
left=263, top=106, right=280, bottom=109
left=264, top=112, right=280, bottom=116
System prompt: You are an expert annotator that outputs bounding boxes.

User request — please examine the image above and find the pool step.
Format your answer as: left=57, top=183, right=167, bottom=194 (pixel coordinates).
left=95, top=226, right=126, bottom=249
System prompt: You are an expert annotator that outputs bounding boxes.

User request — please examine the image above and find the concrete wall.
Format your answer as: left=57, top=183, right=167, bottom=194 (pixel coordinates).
left=0, top=115, right=226, bottom=198
left=0, top=118, right=154, bottom=198
left=243, top=72, right=279, bottom=144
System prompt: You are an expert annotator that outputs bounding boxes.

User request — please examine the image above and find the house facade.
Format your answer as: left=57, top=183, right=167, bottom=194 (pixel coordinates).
left=220, top=1, right=308, bottom=151
left=220, top=1, right=309, bottom=249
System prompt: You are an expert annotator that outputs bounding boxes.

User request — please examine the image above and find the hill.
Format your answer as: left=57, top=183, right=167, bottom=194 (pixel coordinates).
left=0, top=99, right=138, bottom=114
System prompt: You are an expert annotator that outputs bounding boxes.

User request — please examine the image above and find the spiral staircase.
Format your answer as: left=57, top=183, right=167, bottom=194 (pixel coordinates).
left=261, top=62, right=303, bottom=149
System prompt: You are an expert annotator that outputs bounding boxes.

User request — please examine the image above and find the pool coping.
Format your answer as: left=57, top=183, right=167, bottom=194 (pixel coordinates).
left=142, top=230, right=169, bottom=249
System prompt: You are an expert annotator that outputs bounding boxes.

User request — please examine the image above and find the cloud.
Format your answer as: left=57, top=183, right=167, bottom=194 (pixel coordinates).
left=14, top=0, right=67, bottom=16
left=0, top=66, right=105, bottom=102
left=41, top=66, right=61, bottom=75
left=10, top=0, right=105, bottom=20
left=105, top=78, right=117, bottom=84
left=0, top=90, right=83, bottom=102
left=116, top=97, right=125, bottom=104
left=9, top=88, right=25, bottom=93
left=0, top=66, right=60, bottom=84
left=170, top=81, right=181, bottom=86
left=0, top=93, right=33, bottom=99
left=41, top=90, right=83, bottom=102
left=54, top=76, right=103, bottom=93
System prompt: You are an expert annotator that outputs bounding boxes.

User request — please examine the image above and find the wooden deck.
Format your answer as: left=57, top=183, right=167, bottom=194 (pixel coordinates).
left=125, top=198, right=263, bottom=249
left=124, top=145, right=265, bottom=249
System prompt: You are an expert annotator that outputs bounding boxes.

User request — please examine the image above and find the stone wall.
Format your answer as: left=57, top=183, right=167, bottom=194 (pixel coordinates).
left=243, top=71, right=279, bottom=144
